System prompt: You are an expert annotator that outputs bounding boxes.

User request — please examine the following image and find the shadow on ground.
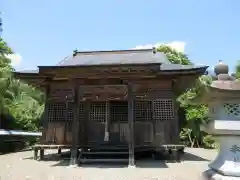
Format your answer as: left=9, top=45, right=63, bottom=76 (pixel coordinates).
left=183, top=152, right=209, bottom=161
left=22, top=150, right=210, bottom=168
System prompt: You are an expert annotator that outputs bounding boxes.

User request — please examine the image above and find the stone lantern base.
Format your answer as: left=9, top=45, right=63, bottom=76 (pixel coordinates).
left=202, top=169, right=240, bottom=180
left=202, top=136, right=240, bottom=180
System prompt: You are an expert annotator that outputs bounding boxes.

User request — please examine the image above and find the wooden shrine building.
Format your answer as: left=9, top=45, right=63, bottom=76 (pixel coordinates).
left=15, top=48, right=208, bottom=166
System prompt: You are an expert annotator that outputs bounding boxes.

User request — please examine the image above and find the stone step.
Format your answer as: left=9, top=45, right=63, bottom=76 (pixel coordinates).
left=79, top=158, right=129, bottom=163
left=82, top=151, right=128, bottom=155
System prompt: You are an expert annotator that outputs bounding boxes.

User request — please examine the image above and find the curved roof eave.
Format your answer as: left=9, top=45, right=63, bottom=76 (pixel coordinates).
left=160, top=64, right=208, bottom=71
left=14, top=69, right=39, bottom=74
left=159, top=64, right=208, bottom=75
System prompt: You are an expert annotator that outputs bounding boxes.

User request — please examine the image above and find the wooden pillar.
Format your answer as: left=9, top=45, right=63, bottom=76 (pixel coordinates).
left=83, top=100, right=90, bottom=145
left=78, top=89, right=84, bottom=146
left=173, top=102, right=180, bottom=144
left=33, top=148, right=38, bottom=160
left=64, top=96, right=69, bottom=145
left=41, top=78, right=51, bottom=144
left=57, top=148, right=62, bottom=155
left=70, top=83, right=79, bottom=166
left=104, top=101, right=110, bottom=142
left=172, top=80, right=180, bottom=144
left=39, top=149, right=44, bottom=160
left=128, top=83, right=135, bottom=167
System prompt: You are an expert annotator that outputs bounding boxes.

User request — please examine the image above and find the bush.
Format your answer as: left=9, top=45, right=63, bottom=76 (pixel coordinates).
left=203, top=135, right=219, bottom=149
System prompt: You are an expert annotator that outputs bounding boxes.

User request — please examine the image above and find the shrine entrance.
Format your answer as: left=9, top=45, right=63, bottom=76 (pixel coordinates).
left=78, top=84, right=128, bottom=146
left=85, top=101, right=129, bottom=145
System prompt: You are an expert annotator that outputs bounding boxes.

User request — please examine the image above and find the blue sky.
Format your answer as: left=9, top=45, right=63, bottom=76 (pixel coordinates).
left=1, top=0, right=240, bottom=72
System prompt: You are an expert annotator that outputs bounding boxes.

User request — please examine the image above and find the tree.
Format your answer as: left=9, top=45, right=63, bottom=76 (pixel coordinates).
left=0, top=38, right=44, bottom=152
left=157, top=45, right=192, bottom=65
left=0, top=39, right=14, bottom=117
left=7, top=79, right=45, bottom=131
left=157, top=45, right=213, bottom=148
left=0, top=20, right=44, bottom=132
left=0, top=15, right=45, bottom=152
left=234, top=61, right=240, bottom=79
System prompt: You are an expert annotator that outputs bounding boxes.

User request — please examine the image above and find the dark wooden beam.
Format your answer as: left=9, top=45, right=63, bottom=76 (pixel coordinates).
left=63, top=95, right=71, bottom=145
left=104, top=101, right=110, bottom=142
left=43, top=67, right=157, bottom=79
left=38, top=64, right=159, bottom=77
left=172, top=91, right=180, bottom=144
left=70, top=82, right=79, bottom=166
left=40, top=78, right=51, bottom=144
left=77, top=87, right=87, bottom=147
left=128, top=82, right=135, bottom=167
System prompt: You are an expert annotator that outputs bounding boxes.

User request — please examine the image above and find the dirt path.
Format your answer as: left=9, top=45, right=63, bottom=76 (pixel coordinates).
left=0, top=148, right=217, bottom=180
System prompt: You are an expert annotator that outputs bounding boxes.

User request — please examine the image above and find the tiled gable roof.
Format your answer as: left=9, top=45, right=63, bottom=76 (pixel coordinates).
left=15, top=48, right=208, bottom=74
left=57, top=48, right=171, bottom=66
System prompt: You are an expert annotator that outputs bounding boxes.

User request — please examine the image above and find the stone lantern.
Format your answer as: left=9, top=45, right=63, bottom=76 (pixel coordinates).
left=198, top=61, right=240, bottom=179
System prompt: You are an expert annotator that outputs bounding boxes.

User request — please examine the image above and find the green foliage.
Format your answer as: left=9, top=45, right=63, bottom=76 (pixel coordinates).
left=0, top=38, right=13, bottom=54
left=7, top=81, right=45, bottom=131
left=235, top=60, right=240, bottom=79
left=0, top=41, right=14, bottom=115
left=179, top=128, right=192, bottom=146
left=157, top=45, right=192, bottom=65
left=203, top=135, right=219, bottom=149
left=157, top=45, right=215, bottom=148
left=178, top=75, right=212, bottom=107
left=0, top=37, right=44, bottom=152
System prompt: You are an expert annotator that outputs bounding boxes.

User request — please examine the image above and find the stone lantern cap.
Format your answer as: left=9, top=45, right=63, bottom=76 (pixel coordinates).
left=214, top=60, right=229, bottom=75
left=195, top=60, right=239, bottom=104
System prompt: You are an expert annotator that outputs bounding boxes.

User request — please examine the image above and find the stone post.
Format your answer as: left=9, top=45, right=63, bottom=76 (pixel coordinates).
left=199, top=61, right=240, bottom=180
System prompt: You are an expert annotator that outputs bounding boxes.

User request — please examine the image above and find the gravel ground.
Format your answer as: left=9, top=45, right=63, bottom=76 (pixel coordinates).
left=0, top=148, right=217, bottom=180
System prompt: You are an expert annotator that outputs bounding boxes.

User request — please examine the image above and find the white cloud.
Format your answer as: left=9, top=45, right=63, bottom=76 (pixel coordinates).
left=134, top=41, right=186, bottom=53
left=6, top=53, right=22, bottom=67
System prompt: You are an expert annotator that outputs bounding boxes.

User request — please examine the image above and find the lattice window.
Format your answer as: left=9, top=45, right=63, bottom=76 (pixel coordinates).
left=111, top=101, right=128, bottom=122
left=47, top=102, right=73, bottom=122
left=223, top=103, right=240, bottom=117
left=134, top=100, right=152, bottom=121
left=153, top=99, right=174, bottom=121
left=78, top=102, right=85, bottom=121
left=89, top=102, right=106, bottom=122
